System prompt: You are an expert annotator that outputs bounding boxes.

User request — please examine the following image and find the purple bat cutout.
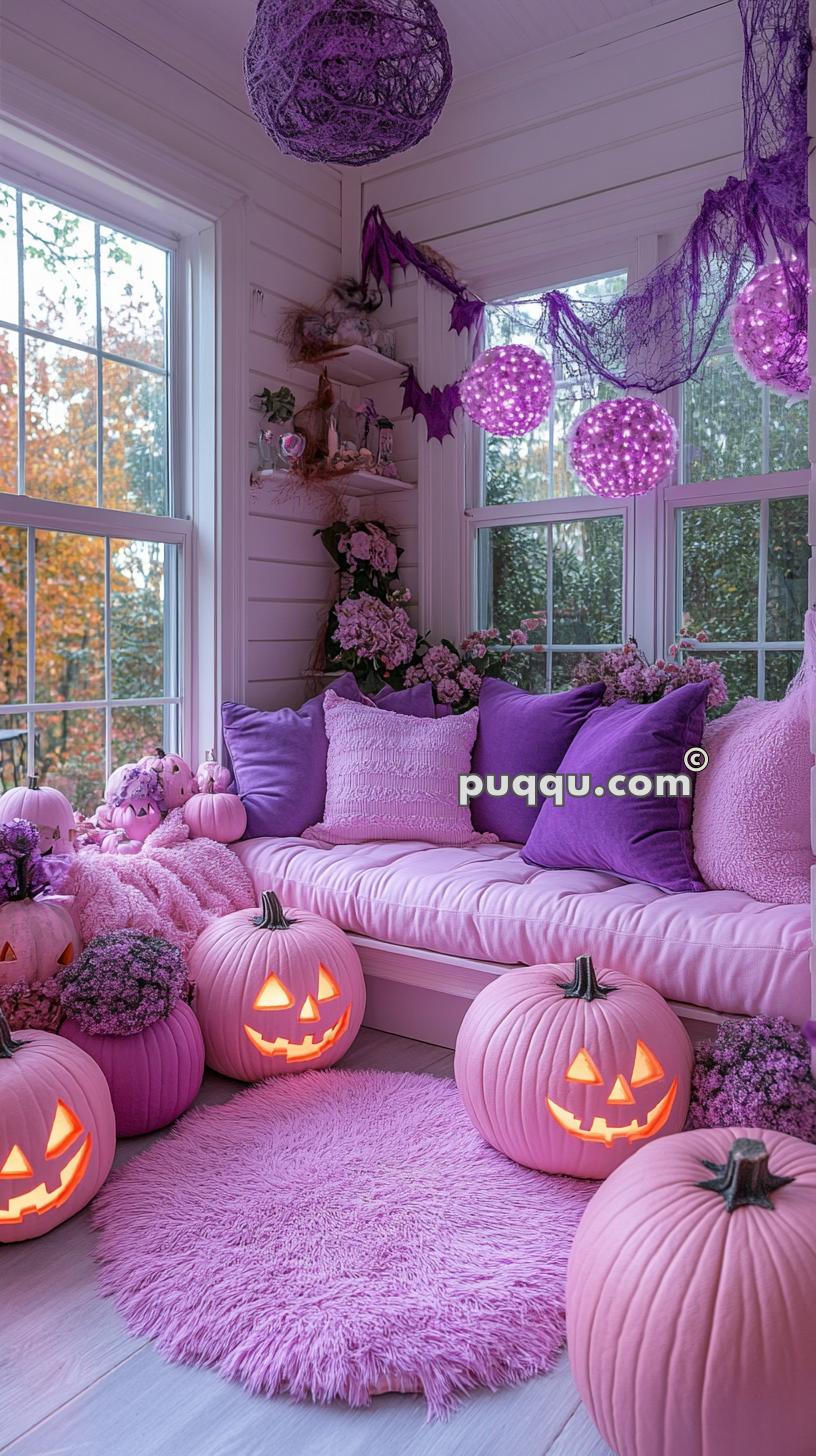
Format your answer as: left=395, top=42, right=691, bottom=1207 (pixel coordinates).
left=362, top=206, right=484, bottom=334
left=402, top=366, right=461, bottom=443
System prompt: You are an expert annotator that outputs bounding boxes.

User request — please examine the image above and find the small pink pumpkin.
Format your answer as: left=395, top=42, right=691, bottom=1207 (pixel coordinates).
left=109, top=800, right=161, bottom=843
left=99, top=830, right=141, bottom=855
left=567, top=1127, right=816, bottom=1456
left=0, top=898, right=79, bottom=989
left=183, top=785, right=246, bottom=843
left=196, top=749, right=232, bottom=794
left=0, top=776, right=75, bottom=856
left=0, top=1011, right=116, bottom=1242
left=454, top=954, right=692, bottom=1179
left=139, top=749, right=195, bottom=810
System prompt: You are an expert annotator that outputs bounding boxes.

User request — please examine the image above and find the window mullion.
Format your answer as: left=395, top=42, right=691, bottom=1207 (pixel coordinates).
left=95, top=222, right=104, bottom=510
left=26, top=525, right=35, bottom=776
left=16, top=188, right=25, bottom=497
left=757, top=496, right=769, bottom=698
left=104, top=536, right=112, bottom=783
left=546, top=522, right=554, bottom=692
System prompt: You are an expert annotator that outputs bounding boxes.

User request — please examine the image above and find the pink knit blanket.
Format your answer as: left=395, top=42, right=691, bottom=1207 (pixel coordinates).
left=65, top=810, right=256, bottom=957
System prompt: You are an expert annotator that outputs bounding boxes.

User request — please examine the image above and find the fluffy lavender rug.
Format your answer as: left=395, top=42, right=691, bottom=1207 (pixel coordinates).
left=93, top=1070, right=593, bottom=1418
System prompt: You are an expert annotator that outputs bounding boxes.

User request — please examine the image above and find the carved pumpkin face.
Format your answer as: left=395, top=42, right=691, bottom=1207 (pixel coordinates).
left=546, top=1038, right=678, bottom=1146
left=0, top=898, right=81, bottom=990
left=0, top=776, right=76, bottom=856
left=189, top=892, right=366, bottom=1082
left=0, top=1018, right=115, bottom=1242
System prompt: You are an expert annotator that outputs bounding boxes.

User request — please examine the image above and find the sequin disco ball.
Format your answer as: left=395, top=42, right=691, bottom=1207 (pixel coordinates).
left=459, top=345, right=555, bottom=437
left=730, top=261, right=810, bottom=397
left=568, top=397, right=678, bottom=499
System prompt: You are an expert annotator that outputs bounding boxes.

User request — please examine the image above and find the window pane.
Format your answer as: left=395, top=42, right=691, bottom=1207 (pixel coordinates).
left=484, top=430, right=550, bottom=507
left=479, top=523, right=548, bottom=637
left=678, top=502, right=759, bottom=639
left=0, top=524, right=27, bottom=702
left=767, top=496, right=808, bottom=641
left=552, top=516, right=623, bottom=644
left=103, top=360, right=168, bottom=514
left=768, top=394, right=808, bottom=473
left=0, top=714, right=28, bottom=792
left=111, top=539, right=173, bottom=699
left=35, top=530, right=105, bottom=703
left=683, top=350, right=764, bottom=482
left=35, top=709, right=105, bottom=816
left=22, top=194, right=96, bottom=347
left=765, top=649, right=802, bottom=699
left=111, top=703, right=165, bottom=769
left=25, top=336, right=97, bottom=505
left=0, top=326, right=18, bottom=493
left=711, top=649, right=757, bottom=713
left=100, top=228, right=167, bottom=368
left=0, top=185, right=18, bottom=324
left=551, top=651, right=595, bottom=692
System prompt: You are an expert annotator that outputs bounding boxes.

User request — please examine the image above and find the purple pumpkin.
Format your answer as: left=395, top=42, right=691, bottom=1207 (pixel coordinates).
left=60, top=1002, right=204, bottom=1137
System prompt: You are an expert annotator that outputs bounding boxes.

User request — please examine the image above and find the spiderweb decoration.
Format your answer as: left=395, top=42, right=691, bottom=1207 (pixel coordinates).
left=243, top=0, right=453, bottom=167
left=536, top=0, right=811, bottom=393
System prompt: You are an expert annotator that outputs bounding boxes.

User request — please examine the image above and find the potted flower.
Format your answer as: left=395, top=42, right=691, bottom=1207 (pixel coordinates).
left=0, top=818, right=76, bottom=1030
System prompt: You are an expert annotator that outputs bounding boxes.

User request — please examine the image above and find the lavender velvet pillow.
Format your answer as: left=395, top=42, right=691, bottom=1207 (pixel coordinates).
left=471, top=678, right=606, bottom=841
left=304, top=691, right=497, bottom=847
left=222, top=676, right=437, bottom=840
left=522, top=682, right=709, bottom=894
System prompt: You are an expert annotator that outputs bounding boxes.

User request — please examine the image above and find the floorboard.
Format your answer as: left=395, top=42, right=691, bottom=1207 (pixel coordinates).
left=1, top=1027, right=611, bottom=1456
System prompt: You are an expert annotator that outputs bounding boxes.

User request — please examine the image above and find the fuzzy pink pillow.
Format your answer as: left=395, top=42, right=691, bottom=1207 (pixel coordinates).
left=692, top=686, right=813, bottom=904
left=303, top=691, right=497, bottom=848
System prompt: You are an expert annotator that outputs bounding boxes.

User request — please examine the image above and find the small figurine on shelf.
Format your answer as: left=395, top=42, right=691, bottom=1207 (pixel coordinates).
left=255, top=385, right=296, bottom=470
left=374, top=417, right=398, bottom=478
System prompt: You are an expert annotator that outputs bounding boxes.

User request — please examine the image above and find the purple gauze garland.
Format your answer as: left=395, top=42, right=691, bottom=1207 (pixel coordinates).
left=363, top=0, right=810, bottom=410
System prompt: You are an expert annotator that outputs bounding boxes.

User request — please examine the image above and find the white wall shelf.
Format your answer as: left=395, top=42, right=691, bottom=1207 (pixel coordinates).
left=296, top=345, right=405, bottom=387
left=253, top=469, right=415, bottom=496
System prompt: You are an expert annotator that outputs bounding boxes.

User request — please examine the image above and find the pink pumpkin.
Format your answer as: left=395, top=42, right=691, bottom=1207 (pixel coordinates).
left=454, top=954, right=692, bottom=1179
left=183, top=786, right=246, bottom=844
left=99, top=830, right=141, bottom=855
left=0, top=1011, right=115, bottom=1242
left=0, top=776, right=75, bottom=856
left=0, top=898, right=80, bottom=988
left=195, top=749, right=232, bottom=794
left=189, top=891, right=365, bottom=1081
left=567, top=1127, right=816, bottom=1456
left=60, top=1001, right=204, bottom=1137
left=139, top=749, right=195, bottom=810
left=109, top=800, right=161, bottom=843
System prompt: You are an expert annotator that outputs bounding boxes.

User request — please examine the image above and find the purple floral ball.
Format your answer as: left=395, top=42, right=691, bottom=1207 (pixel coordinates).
left=460, top=345, right=554, bottom=438
left=687, top=1016, right=816, bottom=1143
left=57, top=930, right=187, bottom=1036
left=568, top=397, right=677, bottom=499
left=730, top=260, right=810, bottom=397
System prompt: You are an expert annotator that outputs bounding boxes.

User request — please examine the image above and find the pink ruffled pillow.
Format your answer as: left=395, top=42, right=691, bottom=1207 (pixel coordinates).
left=303, top=691, right=497, bottom=848
left=692, top=686, right=813, bottom=904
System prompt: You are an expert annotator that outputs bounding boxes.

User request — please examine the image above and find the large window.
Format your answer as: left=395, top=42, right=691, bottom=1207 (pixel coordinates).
left=0, top=182, right=187, bottom=811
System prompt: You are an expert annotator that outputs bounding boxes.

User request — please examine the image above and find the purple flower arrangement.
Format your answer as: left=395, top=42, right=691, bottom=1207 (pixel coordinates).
left=0, top=975, right=63, bottom=1033
left=333, top=593, right=417, bottom=675
left=570, top=633, right=728, bottom=714
left=687, top=1016, right=816, bottom=1143
left=107, top=764, right=163, bottom=811
left=57, top=929, right=187, bottom=1036
left=319, top=518, right=403, bottom=596
left=0, top=818, right=68, bottom=904
left=405, top=615, right=549, bottom=711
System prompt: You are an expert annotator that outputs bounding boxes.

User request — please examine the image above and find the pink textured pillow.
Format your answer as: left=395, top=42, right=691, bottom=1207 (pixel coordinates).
left=692, top=687, right=813, bottom=904
left=303, top=691, right=497, bottom=847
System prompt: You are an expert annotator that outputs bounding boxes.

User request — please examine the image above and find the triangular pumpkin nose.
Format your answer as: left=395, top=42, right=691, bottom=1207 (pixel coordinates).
left=299, top=994, right=320, bottom=1023
left=607, top=1074, right=635, bottom=1105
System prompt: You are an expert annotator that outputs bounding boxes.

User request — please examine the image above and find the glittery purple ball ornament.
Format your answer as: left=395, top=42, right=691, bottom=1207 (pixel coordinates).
left=568, top=397, right=678, bottom=499
left=459, top=344, right=554, bottom=437
left=243, top=0, right=453, bottom=167
left=730, top=260, right=810, bottom=397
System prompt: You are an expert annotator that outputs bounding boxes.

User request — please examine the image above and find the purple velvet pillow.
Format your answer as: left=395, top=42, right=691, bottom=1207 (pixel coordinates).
left=471, top=678, right=606, bottom=841
left=222, top=675, right=438, bottom=840
left=522, top=682, right=709, bottom=893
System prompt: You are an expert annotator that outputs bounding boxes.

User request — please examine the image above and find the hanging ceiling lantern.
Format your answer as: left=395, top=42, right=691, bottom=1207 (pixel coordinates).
left=730, top=259, right=810, bottom=397
left=568, top=397, right=678, bottom=499
left=459, top=344, right=555, bottom=438
left=243, top=0, right=453, bottom=167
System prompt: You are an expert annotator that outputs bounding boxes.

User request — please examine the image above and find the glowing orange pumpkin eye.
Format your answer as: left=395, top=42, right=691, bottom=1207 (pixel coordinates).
left=58, top=944, right=75, bottom=966
left=0, top=1145, right=33, bottom=1178
left=45, top=1101, right=83, bottom=1159
left=0, top=942, right=16, bottom=962
left=254, top=974, right=294, bottom=1010
left=630, top=1040, right=664, bottom=1086
left=317, top=964, right=340, bottom=1001
left=565, top=1048, right=603, bottom=1084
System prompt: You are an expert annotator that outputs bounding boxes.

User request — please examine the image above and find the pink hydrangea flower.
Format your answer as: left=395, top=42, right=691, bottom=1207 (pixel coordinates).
left=436, top=677, right=463, bottom=705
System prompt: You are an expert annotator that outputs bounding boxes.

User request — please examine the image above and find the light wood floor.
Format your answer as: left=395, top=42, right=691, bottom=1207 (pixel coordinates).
left=1, top=1027, right=611, bottom=1456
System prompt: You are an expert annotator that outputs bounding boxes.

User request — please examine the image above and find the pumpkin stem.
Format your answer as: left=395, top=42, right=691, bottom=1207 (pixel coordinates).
left=27, top=774, right=39, bottom=790
left=0, top=1010, right=26, bottom=1058
left=698, top=1137, right=795, bottom=1212
left=557, top=954, right=613, bottom=1001
left=252, top=890, right=295, bottom=931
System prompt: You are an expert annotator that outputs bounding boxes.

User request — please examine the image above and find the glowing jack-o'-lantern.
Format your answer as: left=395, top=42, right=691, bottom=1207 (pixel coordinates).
left=0, top=1011, right=115, bottom=1242
left=0, top=897, right=80, bottom=991
left=189, top=891, right=365, bottom=1081
left=455, top=954, right=692, bottom=1179
left=0, top=775, right=76, bottom=856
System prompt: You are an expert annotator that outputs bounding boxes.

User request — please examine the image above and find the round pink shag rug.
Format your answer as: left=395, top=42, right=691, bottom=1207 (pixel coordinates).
left=92, top=1069, right=593, bottom=1418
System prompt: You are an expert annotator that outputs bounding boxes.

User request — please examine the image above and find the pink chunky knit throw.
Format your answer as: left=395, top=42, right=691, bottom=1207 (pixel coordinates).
left=304, top=691, right=497, bottom=848
left=66, top=810, right=256, bottom=955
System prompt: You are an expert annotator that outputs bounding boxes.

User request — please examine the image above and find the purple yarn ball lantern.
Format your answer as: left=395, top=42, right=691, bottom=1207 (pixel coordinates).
left=730, top=260, right=810, bottom=397
left=568, top=397, right=678, bottom=499
left=243, top=0, right=453, bottom=167
left=460, top=344, right=555, bottom=438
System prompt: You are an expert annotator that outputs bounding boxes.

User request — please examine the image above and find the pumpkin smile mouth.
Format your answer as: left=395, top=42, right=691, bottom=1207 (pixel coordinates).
left=0, top=1134, right=92, bottom=1224
left=243, top=1006, right=351, bottom=1062
left=546, top=1079, right=678, bottom=1147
